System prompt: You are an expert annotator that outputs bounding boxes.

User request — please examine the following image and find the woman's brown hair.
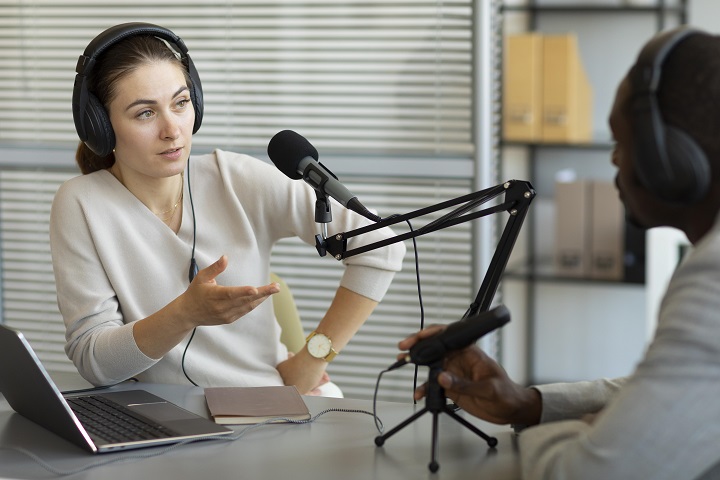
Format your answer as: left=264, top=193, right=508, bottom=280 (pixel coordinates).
left=75, top=35, right=190, bottom=174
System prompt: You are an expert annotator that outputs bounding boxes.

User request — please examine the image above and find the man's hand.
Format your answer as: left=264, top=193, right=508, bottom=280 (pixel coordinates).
left=399, top=325, right=542, bottom=427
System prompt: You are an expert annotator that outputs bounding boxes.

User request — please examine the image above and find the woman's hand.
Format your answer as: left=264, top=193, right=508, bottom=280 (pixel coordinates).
left=134, top=255, right=279, bottom=360
left=179, top=255, right=279, bottom=329
left=277, top=350, right=329, bottom=395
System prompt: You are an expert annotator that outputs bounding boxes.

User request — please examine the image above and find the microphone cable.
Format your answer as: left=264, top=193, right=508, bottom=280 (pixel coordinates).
left=406, top=218, right=424, bottom=403
left=375, top=215, right=424, bottom=404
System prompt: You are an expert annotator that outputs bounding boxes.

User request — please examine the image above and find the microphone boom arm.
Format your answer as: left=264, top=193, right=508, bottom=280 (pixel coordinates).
left=320, top=179, right=535, bottom=316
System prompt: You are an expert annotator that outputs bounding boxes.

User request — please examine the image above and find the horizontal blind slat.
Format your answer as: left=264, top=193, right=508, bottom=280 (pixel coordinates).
left=0, top=1, right=473, bottom=158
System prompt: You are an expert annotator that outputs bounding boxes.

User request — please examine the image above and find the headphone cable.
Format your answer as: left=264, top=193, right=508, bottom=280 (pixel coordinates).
left=182, top=156, right=199, bottom=387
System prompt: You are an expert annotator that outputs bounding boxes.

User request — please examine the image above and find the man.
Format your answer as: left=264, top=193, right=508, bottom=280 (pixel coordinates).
left=399, top=27, right=720, bottom=479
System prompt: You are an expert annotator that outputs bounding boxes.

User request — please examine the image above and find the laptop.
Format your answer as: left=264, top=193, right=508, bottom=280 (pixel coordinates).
left=0, top=324, right=233, bottom=453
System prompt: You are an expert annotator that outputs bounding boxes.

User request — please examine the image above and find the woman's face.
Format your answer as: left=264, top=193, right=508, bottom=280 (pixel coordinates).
left=107, top=60, right=194, bottom=180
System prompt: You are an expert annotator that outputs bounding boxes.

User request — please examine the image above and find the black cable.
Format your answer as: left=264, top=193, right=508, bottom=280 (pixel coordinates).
left=365, top=215, right=424, bottom=406
left=404, top=219, right=424, bottom=404
left=187, top=156, right=199, bottom=283
left=181, top=156, right=199, bottom=387
left=372, top=368, right=390, bottom=434
left=181, top=328, right=199, bottom=387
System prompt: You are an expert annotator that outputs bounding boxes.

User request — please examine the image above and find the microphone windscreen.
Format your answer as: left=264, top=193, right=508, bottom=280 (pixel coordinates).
left=267, top=130, right=319, bottom=180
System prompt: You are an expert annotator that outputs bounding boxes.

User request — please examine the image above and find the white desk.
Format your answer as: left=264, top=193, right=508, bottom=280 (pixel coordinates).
left=0, top=374, right=521, bottom=480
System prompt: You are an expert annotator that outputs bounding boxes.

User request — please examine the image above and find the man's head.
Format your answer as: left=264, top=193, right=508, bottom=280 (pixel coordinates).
left=610, top=27, right=720, bottom=242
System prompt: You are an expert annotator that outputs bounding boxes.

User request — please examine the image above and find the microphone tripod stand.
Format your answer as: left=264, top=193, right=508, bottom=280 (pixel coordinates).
left=374, top=360, right=497, bottom=473
left=316, top=179, right=535, bottom=473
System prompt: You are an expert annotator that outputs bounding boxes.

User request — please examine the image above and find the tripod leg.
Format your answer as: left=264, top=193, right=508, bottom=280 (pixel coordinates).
left=429, top=411, right=440, bottom=473
left=374, top=407, right=428, bottom=446
left=443, top=406, right=498, bottom=447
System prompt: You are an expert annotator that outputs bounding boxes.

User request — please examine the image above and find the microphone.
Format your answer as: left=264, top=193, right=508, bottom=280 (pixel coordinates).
left=267, top=130, right=381, bottom=222
left=389, top=305, right=510, bottom=370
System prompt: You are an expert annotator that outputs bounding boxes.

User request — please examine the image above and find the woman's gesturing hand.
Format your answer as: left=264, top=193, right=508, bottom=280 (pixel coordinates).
left=181, top=255, right=279, bottom=328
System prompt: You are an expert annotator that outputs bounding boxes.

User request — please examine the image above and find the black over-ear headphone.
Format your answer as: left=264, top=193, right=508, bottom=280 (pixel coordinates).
left=629, top=26, right=710, bottom=204
left=72, top=22, right=204, bottom=157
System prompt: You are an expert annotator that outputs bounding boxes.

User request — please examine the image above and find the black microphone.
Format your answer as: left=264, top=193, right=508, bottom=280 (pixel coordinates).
left=267, top=130, right=381, bottom=222
left=389, top=305, right=511, bottom=370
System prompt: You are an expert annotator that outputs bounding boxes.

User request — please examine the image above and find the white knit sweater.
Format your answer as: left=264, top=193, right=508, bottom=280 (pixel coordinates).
left=50, top=149, right=405, bottom=387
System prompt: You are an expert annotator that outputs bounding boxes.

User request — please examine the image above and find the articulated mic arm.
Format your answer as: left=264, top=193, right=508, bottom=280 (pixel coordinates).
left=315, top=179, right=535, bottom=317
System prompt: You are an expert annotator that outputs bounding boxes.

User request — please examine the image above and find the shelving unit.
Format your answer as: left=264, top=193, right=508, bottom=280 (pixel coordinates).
left=503, top=1, right=687, bottom=25
left=497, top=1, right=688, bottom=385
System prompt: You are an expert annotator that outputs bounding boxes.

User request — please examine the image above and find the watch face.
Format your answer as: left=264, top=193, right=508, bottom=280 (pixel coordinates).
left=307, top=333, right=331, bottom=358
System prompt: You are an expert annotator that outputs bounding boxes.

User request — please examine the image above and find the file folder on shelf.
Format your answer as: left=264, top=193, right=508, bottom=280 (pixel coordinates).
left=541, top=34, right=593, bottom=143
left=503, top=33, right=543, bottom=141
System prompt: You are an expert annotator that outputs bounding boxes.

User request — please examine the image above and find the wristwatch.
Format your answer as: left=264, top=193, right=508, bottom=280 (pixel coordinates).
left=305, top=331, right=338, bottom=362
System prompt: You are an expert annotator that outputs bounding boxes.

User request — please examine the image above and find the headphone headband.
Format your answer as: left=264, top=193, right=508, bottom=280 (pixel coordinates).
left=72, top=22, right=203, bottom=157
left=629, top=26, right=710, bottom=204
left=632, top=26, right=700, bottom=95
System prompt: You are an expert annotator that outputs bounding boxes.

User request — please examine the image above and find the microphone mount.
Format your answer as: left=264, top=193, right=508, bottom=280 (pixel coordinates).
left=313, top=190, right=332, bottom=257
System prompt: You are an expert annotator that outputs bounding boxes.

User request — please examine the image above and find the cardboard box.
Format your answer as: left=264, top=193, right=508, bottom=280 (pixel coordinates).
left=589, top=181, right=624, bottom=280
left=554, top=179, right=591, bottom=277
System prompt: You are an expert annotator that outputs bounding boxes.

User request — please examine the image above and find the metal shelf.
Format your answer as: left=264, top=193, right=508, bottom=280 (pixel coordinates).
left=502, top=141, right=615, bottom=151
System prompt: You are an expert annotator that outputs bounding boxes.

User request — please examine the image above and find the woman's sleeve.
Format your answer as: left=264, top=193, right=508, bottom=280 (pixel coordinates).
left=49, top=180, right=156, bottom=386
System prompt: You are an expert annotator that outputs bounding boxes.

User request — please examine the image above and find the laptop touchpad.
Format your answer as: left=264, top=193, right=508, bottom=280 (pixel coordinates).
left=129, top=402, right=199, bottom=422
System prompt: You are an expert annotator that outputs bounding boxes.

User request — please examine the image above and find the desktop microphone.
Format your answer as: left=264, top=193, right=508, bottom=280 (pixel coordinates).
left=267, top=130, right=381, bottom=222
left=389, top=305, right=511, bottom=370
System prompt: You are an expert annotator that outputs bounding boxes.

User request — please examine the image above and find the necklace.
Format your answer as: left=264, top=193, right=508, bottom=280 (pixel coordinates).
left=153, top=172, right=184, bottom=222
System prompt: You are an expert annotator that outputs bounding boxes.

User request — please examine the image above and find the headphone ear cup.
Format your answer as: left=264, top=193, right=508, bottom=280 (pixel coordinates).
left=662, top=125, right=711, bottom=203
left=82, top=93, right=116, bottom=157
left=189, top=81, right=203, bottom=134
left=186, top=59, right=203, bottom=134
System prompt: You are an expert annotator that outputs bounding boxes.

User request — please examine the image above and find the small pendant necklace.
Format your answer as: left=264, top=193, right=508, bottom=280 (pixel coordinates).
left=153, top=172, right=184, bottom=222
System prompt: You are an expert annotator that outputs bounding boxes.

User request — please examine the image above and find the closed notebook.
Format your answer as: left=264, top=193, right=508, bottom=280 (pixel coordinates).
left=204, top=385, right=310, bottom=425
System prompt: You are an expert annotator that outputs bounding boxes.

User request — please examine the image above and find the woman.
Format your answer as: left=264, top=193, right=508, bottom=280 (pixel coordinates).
left=50, top=23, right=405, bottom=395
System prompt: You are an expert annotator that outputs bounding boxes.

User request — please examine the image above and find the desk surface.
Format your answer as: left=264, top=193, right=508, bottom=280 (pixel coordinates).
left=0, top=373, right=521, bottom=480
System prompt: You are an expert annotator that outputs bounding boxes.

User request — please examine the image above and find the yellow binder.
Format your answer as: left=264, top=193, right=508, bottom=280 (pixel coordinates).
left=541, top=34, right=593, bottom=143
left=503, top=33, right=543, bottom=141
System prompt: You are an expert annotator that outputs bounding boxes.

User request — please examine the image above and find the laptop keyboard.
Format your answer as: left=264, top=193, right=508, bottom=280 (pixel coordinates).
left=67, top=395, right=177, bottom=444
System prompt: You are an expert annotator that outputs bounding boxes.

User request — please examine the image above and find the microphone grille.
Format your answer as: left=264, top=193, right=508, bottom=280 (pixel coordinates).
left=267, top=130, right=318, bottom=180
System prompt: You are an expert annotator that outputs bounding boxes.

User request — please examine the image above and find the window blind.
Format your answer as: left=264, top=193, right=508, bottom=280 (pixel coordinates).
left=0, top=170, right=76, bottom=371
left=0, top=0, right=473, bottom=158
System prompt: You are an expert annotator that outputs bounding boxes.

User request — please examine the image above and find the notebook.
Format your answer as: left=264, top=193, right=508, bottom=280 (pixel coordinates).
left=0, top=324, right=233, bottom=453
left=204, top=385, right=311, bottom=424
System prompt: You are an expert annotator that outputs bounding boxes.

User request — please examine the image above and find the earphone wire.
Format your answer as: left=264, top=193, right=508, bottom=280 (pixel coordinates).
left=182, top=155, right=199, bottom=387
left=187, top=155, right=198, bottom=281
